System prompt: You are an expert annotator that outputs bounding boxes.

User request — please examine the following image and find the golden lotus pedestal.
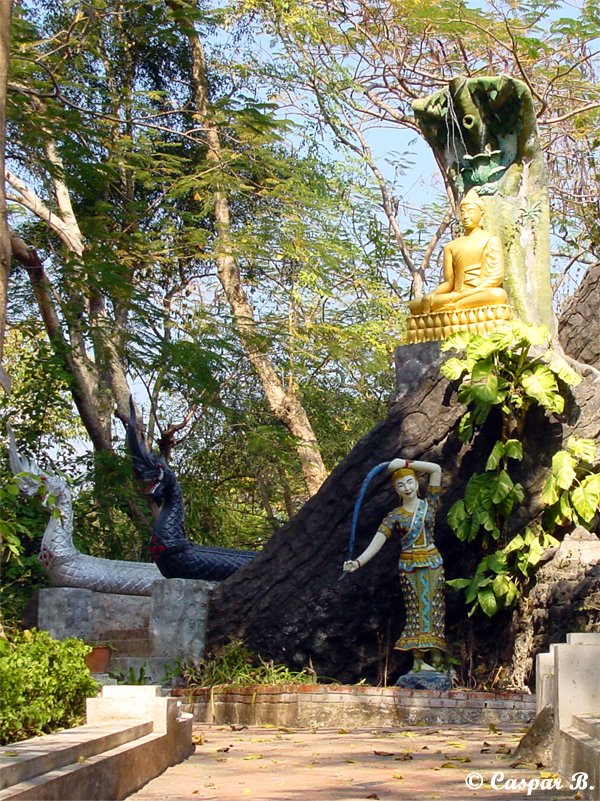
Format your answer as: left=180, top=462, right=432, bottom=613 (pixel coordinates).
left=407, top=304, right=513, bottom=344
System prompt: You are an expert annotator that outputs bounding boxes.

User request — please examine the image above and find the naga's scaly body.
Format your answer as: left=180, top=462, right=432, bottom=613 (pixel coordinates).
left=8, top=428, right=161, bottom=596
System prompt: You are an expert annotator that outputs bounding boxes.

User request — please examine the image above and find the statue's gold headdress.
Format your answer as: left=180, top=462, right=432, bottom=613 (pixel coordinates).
left=391, top=467, right=416, bottom=482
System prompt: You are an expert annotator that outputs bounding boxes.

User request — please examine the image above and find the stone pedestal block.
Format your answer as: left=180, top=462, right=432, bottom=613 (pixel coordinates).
left=37, top=587, right=151, bottom=643
left=36, top=579, right=215, bottom=677
left=150, top=578, right=214, bottom=661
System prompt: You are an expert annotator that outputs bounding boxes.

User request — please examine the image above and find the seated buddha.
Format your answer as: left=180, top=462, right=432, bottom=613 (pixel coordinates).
left=408, top=190, right=508, bottom=316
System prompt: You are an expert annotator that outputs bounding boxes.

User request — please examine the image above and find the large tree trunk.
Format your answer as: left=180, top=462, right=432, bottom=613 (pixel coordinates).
left=207, top=340, right=600, bottom=685
left=0, top=0, right=12, bottom=393
left=177, top=8, right=328, bottom=496
left=558, top=261, right=600, bottom=369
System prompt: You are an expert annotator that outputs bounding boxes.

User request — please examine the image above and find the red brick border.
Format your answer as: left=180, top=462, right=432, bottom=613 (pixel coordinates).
left=172, top=684, right=535, bottom=727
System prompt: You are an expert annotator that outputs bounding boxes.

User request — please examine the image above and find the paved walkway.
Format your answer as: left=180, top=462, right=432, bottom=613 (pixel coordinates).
left=128, top=723, right=577, bottom=800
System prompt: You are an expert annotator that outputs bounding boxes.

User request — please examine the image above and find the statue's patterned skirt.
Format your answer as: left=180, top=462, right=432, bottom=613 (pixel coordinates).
left=395, top=558, right=447, bottom=653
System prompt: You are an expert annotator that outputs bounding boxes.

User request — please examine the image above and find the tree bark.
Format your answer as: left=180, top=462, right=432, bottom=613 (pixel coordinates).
left=178, top=9, right=328, bottom=496
left=558, top=261, right=600, bottom=369
left=0, top=0, right=12, bottom=393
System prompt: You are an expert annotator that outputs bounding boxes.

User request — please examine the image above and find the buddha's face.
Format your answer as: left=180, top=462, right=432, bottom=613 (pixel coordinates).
left=460, top=200, right=483, bottom=231
left=394, top=474, right=418, bottom=502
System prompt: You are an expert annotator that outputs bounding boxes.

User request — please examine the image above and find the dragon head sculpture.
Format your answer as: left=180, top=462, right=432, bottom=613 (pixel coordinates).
left=126, top=397, right=170, bottom=503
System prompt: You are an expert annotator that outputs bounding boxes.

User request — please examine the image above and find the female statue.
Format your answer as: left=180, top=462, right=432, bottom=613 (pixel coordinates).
left=343, top=458, right=447, bottom=671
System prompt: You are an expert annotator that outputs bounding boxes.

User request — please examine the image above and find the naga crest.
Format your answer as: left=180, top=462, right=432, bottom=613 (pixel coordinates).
left=127, top=398, right=169, bottom=501
left=7, top=424, right=68, bottom=507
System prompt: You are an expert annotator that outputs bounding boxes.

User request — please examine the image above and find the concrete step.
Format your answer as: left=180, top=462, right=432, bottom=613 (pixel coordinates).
left=572, top=714, right=600, bottom=740
left=0, top=730, right=165, bottom=801
left=559, top=725, right=600, bottom=799
left=0, top=721, right=152, bottom=791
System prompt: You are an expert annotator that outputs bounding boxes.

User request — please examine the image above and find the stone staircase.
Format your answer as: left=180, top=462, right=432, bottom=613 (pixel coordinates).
left=0, top=687, right=193, bottom=801
left=536, top=633, right=600, bottom=801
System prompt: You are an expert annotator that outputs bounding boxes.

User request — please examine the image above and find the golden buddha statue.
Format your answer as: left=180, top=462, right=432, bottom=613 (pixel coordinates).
left=407, top=190, right=512, bottom=343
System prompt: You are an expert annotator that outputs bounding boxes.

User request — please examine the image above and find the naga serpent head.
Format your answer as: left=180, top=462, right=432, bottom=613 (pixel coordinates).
left=6, top=424, right=68, bottom=507
left=127, top=397, right=169, bottom=501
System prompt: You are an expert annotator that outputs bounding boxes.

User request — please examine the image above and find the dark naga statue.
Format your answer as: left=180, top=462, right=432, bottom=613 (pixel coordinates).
left=127, top=400, right=256, bottom=581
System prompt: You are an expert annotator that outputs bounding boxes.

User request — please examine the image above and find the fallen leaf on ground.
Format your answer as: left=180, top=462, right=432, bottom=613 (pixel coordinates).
left=230, top=725, right=247, bottom=731
left=395, top=753, right=413, bottom=761
left=443, top=755, right=471, bottom=763
left=392, top=773, right=404, bottom=780
left=242, top=754, right=263, bottom=760
left=217, top=746, right=230, bottom=752
left=365, top=794, right=380, bottom=799
left=338, top=728, right=350, bottom=734
left=373, top=751, right=395, bottom=757
left=495, top=744, right=512, bottom=754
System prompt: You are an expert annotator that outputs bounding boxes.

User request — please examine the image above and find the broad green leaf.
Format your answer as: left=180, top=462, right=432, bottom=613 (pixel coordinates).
left=486, top=441, right=505, bottom=471
left=491, top=469, right=514, bottom=504
left=551, top=450, right=577, bottom=490
left=566, top=438, right=597, bottom=463
left=571, top=473, right=600, bottom=523
left=510, top=321, right=550, bottom=347
left=497, top=483, right=524, bottom=519
left=464, top=473, right=494, bottom=513
left=446, top=578, right=471, bottom=590
left=504, top=440, right=523, bottom=461
left=559, top=491, right=573, bottom=521
left=503, top=579, right=520, bottom=607
left=458, top=412, right=474, bottom=442
left=503, top=533, right=525, bottom=554
left=541, top=474, right=559, bottom=505
left=441, top=357, right=467, bottom=380
left=546, top=356, right=581, bottom=387
left=521, top=366, right=563, bottom=413
left=492, top=573, right=512, bottom=598
left=486, top=551, right=508, bottom=573
left=478, top=587, right=499, bottom=617
left=472, top=401, right=493, bottom=424
left=441, top=331, right=471, bottom=352
left=465, top=335, right=499, bottom=361
left=471, top=358, right=493, bottom=382
left=447, top=500, right=469, bottom=540
left=470, top=373, right=506, bottom=405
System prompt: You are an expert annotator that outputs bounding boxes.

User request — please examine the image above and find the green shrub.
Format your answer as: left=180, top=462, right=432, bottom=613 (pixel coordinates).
left=0, top=629, right=98, bottom=745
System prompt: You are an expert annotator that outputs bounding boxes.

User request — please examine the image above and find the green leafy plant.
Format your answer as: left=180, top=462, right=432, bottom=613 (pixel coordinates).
left=541, top=437, right=600, bottom=529
left=177, top=638, right=317, bottom=689
left=441, top=323, right=585, bottom=617
left=447, top=525, right=559, bottom=617
left=108, top=665, right=148, bottom=685
left=0, top=629, right=98, bottom=745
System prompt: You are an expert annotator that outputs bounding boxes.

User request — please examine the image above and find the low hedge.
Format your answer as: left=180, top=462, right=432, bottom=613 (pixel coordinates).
left=0, top=628, right=98, bottom=744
